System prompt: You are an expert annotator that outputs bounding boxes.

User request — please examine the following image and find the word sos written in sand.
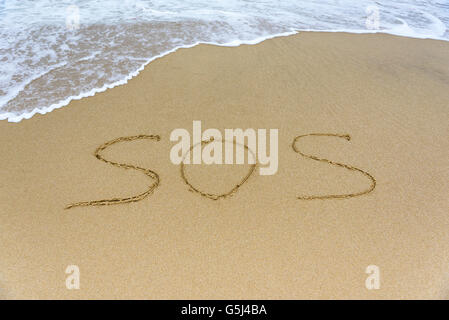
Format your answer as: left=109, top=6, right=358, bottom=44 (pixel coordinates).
left=170, top=121, right=278, bottom=176
left=66, top=130, right=376, bottom=209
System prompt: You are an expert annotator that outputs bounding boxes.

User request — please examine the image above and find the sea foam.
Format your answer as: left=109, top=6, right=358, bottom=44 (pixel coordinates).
left=0, top=0, right=447, bottom=122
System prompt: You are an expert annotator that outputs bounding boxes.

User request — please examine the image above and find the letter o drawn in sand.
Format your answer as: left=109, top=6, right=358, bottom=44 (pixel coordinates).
left=180, top=138, right=257, bottom=200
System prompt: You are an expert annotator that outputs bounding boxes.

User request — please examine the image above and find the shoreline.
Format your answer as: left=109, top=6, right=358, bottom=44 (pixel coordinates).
left=0, top=32, right=448, bottom=299
left=2, top=29, right=449, bottom=123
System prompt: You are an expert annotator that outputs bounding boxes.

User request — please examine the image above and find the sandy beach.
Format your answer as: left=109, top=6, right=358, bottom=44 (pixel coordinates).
left=0, top=32, right=448, bottom=299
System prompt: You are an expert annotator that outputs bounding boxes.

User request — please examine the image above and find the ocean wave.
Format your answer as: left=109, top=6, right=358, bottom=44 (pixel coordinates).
left=0, top=0, right=447, bottom=122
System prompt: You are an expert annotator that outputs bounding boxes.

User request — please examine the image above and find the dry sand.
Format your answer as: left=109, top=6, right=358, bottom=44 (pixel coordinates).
left=0, top=32, right=448, bottom=299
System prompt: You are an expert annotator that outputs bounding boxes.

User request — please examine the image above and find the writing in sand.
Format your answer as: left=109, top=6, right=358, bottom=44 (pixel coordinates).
left=65, top=132, right=376, bottom=209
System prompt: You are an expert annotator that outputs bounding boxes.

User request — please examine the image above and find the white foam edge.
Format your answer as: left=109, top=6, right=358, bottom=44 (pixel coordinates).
left=0, top=30, right=298, bottom=123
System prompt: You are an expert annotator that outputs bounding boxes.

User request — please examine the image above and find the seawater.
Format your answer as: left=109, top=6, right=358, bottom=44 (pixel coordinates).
left=0, top=0, right=447, bottom=122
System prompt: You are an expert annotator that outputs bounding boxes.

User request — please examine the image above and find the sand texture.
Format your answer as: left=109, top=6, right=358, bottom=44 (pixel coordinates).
left=0, top=32, right=448, bottom=299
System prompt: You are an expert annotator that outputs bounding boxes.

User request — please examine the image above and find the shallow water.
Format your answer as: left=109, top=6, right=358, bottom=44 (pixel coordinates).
left=0, top=0, right=448, bottom=122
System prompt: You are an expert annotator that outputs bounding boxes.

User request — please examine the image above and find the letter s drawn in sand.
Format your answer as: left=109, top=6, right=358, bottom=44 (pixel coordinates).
left=65, top=135, right=160, bottom=209
left=292, top=133, right=376, bottom=200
